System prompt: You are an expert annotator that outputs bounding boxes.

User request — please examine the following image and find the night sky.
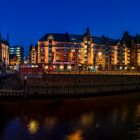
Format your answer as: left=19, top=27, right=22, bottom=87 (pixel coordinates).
left=0, top=0, right=140, bottom=55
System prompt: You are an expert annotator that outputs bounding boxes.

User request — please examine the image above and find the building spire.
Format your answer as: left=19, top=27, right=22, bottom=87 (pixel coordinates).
left=86, top=27, right=90, bottom=36
left=0, top=31, right=1, bottom=41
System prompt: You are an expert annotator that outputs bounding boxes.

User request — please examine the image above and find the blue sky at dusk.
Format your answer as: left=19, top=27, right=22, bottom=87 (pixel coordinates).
left=0, top=0, right=140, bottom=55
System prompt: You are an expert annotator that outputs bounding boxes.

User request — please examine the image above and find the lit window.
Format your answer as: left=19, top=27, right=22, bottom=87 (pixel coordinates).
left=84, top=50, right=87, bottom=53
left=84, top=45, right=87, bottom=49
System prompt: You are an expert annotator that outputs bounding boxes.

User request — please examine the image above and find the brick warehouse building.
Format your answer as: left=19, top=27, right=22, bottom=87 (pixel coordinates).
left=29, top=29, right=140, bottom=72
left=32, top=28, right=119, bottom=71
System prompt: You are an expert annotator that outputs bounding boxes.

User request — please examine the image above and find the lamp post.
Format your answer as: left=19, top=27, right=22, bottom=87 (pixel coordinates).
left=75, top=42, right=78, bottom=74
left=24, top=75, right=27, bottom=100
left=93, top=49, right=96, bottom=72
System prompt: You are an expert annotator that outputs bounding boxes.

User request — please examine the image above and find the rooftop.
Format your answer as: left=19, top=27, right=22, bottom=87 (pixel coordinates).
left=39, top=33, right=118, bottom=45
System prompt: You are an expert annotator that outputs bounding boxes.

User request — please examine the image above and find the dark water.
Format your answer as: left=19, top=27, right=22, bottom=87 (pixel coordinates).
left=0, top=94, right=140, bottom=140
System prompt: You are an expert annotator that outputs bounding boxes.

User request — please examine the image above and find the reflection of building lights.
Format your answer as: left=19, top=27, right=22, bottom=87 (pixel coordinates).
left=44, top=117, right=56, bottom=129
left=136, top=104, right=140, bottom=118
left=121, top=107, right=128, bottom=122
left=28, top=120, right=39, bottom=135
left=66, top=130, right=82, bottom=140
left=80, top=113, right=94, bottom=126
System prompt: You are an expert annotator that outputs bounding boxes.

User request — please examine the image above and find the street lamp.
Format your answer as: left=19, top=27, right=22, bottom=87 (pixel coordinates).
left=74, top=42, right=78, bottom=74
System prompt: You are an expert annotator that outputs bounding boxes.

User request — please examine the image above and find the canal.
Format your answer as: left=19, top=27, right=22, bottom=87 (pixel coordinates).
left=0, top=93, right=140, bottom=140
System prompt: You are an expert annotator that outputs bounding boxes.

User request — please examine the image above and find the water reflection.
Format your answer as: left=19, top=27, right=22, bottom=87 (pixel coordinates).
left=27, top=119, right=40, bottom=135
left=66, top=130, right=83, bottom=140
left=44, top=117, right=56, bottom=130
left=121, top=106, right=128, bottom=123
left=136, top=104, right=140, bottom=118
left=80, top=113, right=94, bottom=126
left=0, top=94, right=140, bottom=140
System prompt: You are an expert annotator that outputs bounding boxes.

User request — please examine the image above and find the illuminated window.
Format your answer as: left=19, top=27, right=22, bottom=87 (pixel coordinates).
left=64, top=49, right=68, bottom=52
left=41, top=49, right=44, bottom=52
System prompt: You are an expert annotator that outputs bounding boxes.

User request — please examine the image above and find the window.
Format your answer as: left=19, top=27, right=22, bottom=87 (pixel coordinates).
left=41, top=48, right=44, bottom=52
left=56, top=54, right=60, bottom=57
left=64, top=49, right=68, bottom=52
left=84, top=50, right=87, bottom=53
left=49, top=39, right=52, bottom=43
left=56, top=49, right=61, bottom=52
left=41, top=59, right=44, bottom=62
left=84, top=45, right=87, bottom=49
left=41, top=53, right=44, bottom=57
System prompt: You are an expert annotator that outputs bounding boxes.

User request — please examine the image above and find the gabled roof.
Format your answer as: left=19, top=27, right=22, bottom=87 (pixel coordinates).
left=39, top=33, right=118, bottom=46
left=0, top=39, right=9, bottom=46
left=68, top=34, right=83, bottom=43
left=92, top=36, right=118, bottom=46
left=39, top=33, right=70, bottom=42
left=92, top=36, right=104, bottom=45
left=29, top=44, right=37, bottom=51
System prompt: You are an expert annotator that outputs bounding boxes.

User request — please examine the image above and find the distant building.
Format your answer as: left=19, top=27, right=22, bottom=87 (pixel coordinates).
left=0, top=34, right=9, bottom=66
left=10, top=46, right=24, bottom=64
left=29, top=45, right=37, bottom=64
left=9, top=54, right=18, bottom=66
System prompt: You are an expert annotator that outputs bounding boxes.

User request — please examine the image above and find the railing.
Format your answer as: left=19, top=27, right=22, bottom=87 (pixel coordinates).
left=0, top=73, right=140, bottom=98
left=0, top=90, right=24, bottom=98
left=25, top=82, right=140, bottom=98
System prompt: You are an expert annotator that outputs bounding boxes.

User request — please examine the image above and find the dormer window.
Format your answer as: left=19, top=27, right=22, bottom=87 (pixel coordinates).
left=49, top=39, right=52, bottom=44
left=48, top=35, right=53, bottom=43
